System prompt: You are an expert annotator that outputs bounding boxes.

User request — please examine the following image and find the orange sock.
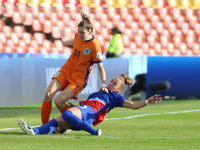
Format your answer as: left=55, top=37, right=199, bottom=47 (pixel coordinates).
left=59, top=104, right=69, bottom=114
left=41, top=100, right=52, bottom=125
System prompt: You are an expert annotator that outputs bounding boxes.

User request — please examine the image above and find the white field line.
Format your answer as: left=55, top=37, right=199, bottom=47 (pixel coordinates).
left=0, top=109, right=199, bottom=132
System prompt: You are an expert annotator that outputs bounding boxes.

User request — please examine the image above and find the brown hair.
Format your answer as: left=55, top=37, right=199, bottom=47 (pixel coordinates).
left=118, top=74, right=133, bottom=90
left=78, top=13, right=93, bottom=32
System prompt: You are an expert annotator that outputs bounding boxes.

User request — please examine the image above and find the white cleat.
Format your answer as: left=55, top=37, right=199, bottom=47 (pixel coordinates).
left=18, top=118, right=35, bottom=135
left=98, top=129, right=102, bottom=136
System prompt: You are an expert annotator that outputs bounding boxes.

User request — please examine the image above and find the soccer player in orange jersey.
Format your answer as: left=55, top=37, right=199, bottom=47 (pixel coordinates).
left=41, top=13, right=108, bottom=125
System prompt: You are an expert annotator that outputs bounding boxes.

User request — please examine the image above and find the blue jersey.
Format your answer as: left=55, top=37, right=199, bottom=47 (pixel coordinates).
left=80, top=89, right=126, bottom=126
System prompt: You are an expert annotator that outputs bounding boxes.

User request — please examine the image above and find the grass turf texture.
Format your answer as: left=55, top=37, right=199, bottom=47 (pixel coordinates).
left=0, top=100, right=200, bottom=150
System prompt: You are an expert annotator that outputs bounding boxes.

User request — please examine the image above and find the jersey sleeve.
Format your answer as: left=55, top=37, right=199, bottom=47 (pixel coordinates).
left=116, top=94, right=126, bottom=107
left=92, top=39, right=103, bottom=63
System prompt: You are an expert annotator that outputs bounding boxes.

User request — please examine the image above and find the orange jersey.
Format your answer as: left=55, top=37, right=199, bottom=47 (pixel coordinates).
left=61, top=33, right=103, bottom=88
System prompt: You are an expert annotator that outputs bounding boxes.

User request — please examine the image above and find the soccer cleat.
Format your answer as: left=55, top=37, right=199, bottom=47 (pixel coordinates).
left=18, top=118, right=35, bottom=135
left=52, top=128, right=71, bottom=134
left=97, top=129, right=102, bottom=136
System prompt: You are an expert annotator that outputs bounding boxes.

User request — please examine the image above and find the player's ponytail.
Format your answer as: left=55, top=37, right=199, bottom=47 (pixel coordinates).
left=78, top=13, right=93, bottom=32
left=119, top=74, right=133, bottom=90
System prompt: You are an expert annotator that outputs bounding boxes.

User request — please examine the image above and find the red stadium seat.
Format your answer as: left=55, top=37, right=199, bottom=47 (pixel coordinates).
left=147, top=36, right=155, bottom=48
left=186, top=36, right=195, bottom=49
left=163, top=15, right=173, bottom=29
left=34, top=33, right=46, bottom=46
left=30, top=40, right=40, bottom=53
left=100, top=13, right=109, bottom=27
left=122, top=48, right=131, bottom=55
left=192, top=43, right=200, bottom=55
left=138, top=14, right=146, bottom=28
left=107, top=5, right=117, bottom=20
left=10, top=32, right=19, bottom=46
left=43, top=20, right=52, bottom=35
left=168, top=22, right=177, bottom=36
left=176, top=15, right=185, bottom=29
left=136, top=29, right=146, bottom=41
left=56, top=5, right=66, bottom=20
left=68, top=21, right=76, bottom=33
left=17, top=3, right=29, bottom=18
left=118, top=21, right=126, bottom=32
left=185, top=9, right=195, bottom=21
left=173, top=36, right=182, bottom=49
left=158, top=7, right=169, bottom=21
left=174, top=29, right=184, bottom=40
left=52, top=26, right=63, bottom=40
left=62, top=13, right=70, bottom=27
left=16, top=46, right=27, bottom=53
left=30, top=5, right=41, bottom=18
left=134, top=35, right=143, bottom=48
left=129, top=42, right=137, bottom=54
left=2, top=26, right=13, bottom=39
left=63, top=47, right=73, bottom=54
left=172, top=8, right=183, bottom=21
left=37, top=12, right=46, bottom=25
left=150, top=15, right=160, bottom=29
left=167, top=42, right=174, bottom=55
left=40, top=47, right=49, bottom=54
left=179, top=43, right=188, bottom=55
left=94, top=6, right=104, bottom=20
left=181, top=22, right=190, bottom=36
left=50, top=13, right=58, bottom=26
left=141, top=42, right=149, bottom=54
left=133, top=7, right=142, bottom=21
left=101, top=28, right=110, bottom=41
left=122, top=35, right=130, bottom=48
left=4, top=3, right=16, bottom=18
left=7, top=39, right=16, bottom=52
left=51, top=47, right=59, bottom=54
left=95, top=34, right=105, bottom=51
left=149, top=29, right=158, bottom=41
left=23, top=12, right=33, bottom=27
left=22, top=32, right=33, bottom=45
left=145, top=7, right=156, bottom=21
left=105, top=21, right=114, bottom=31
left=63, top=27, right=73, bottom=40
left=18, top=40, right=28, bottom=52
left=124, top=14, right=134, bottom=28
left=160, top=35, right=168, bottom=49
left=32, top=19, right=44, bottom=33
left=0, top=41, right=5, bottom=52
left=56, top=20, right=65, bottom=30
left=189, top=16, right=198, bottom=29
left=4, top=46, right=13, bottom=53
left=143, top=22, right=152, bottom=35
left=28, top=46, right=37, bottom=53
left=112, top=14, right=121, bottom=27
left=12, top=12, right=24, bottom=25
left=148, top=48, right=156, bottom=56
left=130, top=22, right=139, bottom=35
left=124, top=28, right=133, bottom=41
left=194, top=23, right=200, bottom=36
left=119, top=7, right=130, bottom=20
left=155, top=22, right=164, bottom=35
left=154, top=43, right=162, bottom=54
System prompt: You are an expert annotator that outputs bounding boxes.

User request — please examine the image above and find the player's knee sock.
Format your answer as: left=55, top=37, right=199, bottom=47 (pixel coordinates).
left=59, top=103, right=69, bottom=114
left=62, top=110, right=98, bottom=135
left=33, top=119, right=58, bottom=135
left=41, top=100, right=52, bottom=125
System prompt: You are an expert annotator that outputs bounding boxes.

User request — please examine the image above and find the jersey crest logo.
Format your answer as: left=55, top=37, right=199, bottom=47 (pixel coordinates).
left=84, top=48, right=91, bottom=55
left=54, top=72, right=60, bottom=77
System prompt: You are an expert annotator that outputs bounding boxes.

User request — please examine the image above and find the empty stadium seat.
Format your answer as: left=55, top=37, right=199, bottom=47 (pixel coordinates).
left=194, top=23, right=200, bottom=36
left=149, top=29, right=158, bottom=41
left=30, top=40, right=40, bottom=52
left=189, top=16, right=198, bottom=29
left=154, top=43, right=162, bottom=54
left=168, top=22, right=177, bottom=36
left=172, top=8, right=183, bottom=21
left=186, top=36, right=195, bottom=49
left=52, top=26, right=63, bottom=40
left=192, top=43, right=200, bottom=55
left=141, top=42, right=149, bottom=54
left=0, top=32, right=7, bottom=44
left=100, top=13, right=109, bottom=27
left=161, top=29, right=172, bottom=41
left=0, top=41, right=5, bottom=52
left=138, top=14, right=146, bottom=28
left=137, top=29, right=146, bottom=41
left=167, top=42, right=174, bottom=55
left=34, top=32, right=46, bottom=46
left=22, top=32, right=32, bottom=45
left=147, top=36, right=155, bottom=48
left=150, top=15, right=160, bottom=29
left=158, top=7, right=169, bottom=21
left=30, top=4, right=41, bottom=18
left=133, top=7, right=142, bottom=21
left=163, top=15, right=173, bottom=29
left=94, top=6, right=104, bottom=20
left=181, top=22, right=190, bottom=36
left=155, top=22, right=164, bottom=35
left=4, top=46, right=13, bottom=53
left=176, top=15, right=185, bottom=29
left=10, top=32, right=19, bottom=46
left=32, top=19, right=44, bottom=33
left=63, top=27, right=73, bottom=40
left=7, top=39, right=16, bottom=52
left=124, top=28, right=133, bottom=41
left=23, top=12, right=33, bottom=27
left=134, top=35, right=143, bottom=48
left=145, top=7, right=156, bottom=21
left=160, top=35, right=168, bottom=49
left=130, top=22, right=139, bottom=35
left=18, top=40, right=28, bottom=52
left=101, top=28, right=110, bottom=41
left=173, top=36, right=182, bottom=49
left=17, top=3, right=29, bottom=18
left=4, top=3, right=16, bottom=18
left=124, top=14, right=134, bottom=28
left=143, top=22, right=151, bottom=35
left=119, top=7, right=130, bottom=20
left=129, top=42, right=137, bottom=54
left=2, top=26, right=13, bottom=39
left=179, top=43, right=187, bottom=55
left=107, top=5, right=117, bottom=20
left=122, top=34, right=130, bottom=48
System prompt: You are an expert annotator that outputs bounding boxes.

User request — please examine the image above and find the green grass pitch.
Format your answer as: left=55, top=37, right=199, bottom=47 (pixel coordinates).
left=0, top=99, right=200, bottom=150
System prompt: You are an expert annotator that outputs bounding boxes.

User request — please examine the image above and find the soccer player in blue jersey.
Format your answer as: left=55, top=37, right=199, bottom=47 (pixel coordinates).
left=18, top=74, right=162, bottom=136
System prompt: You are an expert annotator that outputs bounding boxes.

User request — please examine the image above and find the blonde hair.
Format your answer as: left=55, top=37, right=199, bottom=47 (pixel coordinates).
left=118, top=74, right=133, bottom=90
left=78, top=13, right=93, bottom=32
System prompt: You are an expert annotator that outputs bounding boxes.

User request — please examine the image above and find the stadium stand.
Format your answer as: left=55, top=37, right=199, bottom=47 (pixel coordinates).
left=0, top=0, right=199, bottom=55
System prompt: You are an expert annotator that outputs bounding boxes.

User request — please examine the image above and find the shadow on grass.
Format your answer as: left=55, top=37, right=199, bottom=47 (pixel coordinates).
left=0, top=131, right=25, bottom=135
left=0, top=107, right=59, bottom=118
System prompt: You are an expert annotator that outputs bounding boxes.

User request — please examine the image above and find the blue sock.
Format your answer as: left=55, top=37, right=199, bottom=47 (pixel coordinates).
left=62, top=110, right=98, bottom=135
left=33, top=119, right=58, bottom=135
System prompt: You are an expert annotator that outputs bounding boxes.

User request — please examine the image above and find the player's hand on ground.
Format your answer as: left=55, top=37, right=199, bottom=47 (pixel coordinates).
left=100, top=87, right=109, bottom=93
left=148, top=94, right=162, bottom=104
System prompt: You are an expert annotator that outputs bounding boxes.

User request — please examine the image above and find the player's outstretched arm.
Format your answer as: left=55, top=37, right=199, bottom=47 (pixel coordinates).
left=61, top=37, right=74, bottom=47
left=123, top=95, right=162, bottom=110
